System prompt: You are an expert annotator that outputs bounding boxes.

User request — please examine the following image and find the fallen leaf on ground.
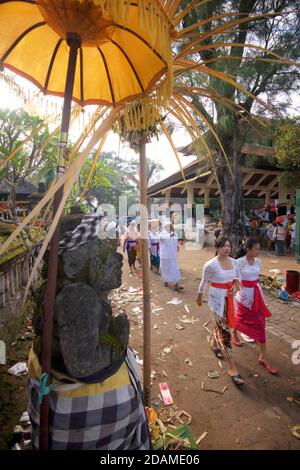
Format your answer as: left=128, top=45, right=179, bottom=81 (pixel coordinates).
left=184, top=358, right=193, bottom=366
left=179, top=315, right=199, bottom=324
left=286, top=396, right=295, bottom=402
left=178, top=374, right=188, bottom=381
left=167, top=297, right=182, bottom=305
left=289, top=424, right=300, bottom=440
left=207, top=370, right=220, bottom=379
left=184, top=304, right=190, bottom=314
left=196, top=431, right=208, bottom=445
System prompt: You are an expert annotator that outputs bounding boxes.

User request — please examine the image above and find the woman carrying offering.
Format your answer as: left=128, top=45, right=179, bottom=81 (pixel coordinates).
left=196, top=237, right=244, bottom=387
left=235, top=238, right=278, bottom=375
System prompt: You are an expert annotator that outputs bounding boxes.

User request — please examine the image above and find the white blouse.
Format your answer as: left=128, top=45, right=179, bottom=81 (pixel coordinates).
left=148, top=231, right=160, bottom=256
left=198, top=257, right=239, bottom=318
left=236, top=256, right=264, bottom=309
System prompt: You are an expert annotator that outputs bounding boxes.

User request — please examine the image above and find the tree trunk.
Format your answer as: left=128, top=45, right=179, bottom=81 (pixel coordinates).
left=216, top=125, right=245, bottom=254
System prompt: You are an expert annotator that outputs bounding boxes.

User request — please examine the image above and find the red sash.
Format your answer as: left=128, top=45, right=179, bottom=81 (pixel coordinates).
left=211, top=282, right=236, bottom=328
left=241, top=279, right=272, bottom=318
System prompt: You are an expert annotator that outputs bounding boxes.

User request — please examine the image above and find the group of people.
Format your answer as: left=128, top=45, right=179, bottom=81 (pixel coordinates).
left=196, top=237, right=278, bottom=387
left=245, top=205, right=296, bottom=256
left=123, top=219, right=183, bottom=291
left=123, top=218, right=281, bottom=388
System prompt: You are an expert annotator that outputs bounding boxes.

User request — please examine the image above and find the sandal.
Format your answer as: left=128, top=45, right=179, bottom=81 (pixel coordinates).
left=229, top=374, right=244, bottom=386
left=258, top=359, right=278, bottom=375
left=231, top=335, right=243, bottom=347
left=174, top=283, right=184, bottom=291
left=212, top=348, right=224, bottom=359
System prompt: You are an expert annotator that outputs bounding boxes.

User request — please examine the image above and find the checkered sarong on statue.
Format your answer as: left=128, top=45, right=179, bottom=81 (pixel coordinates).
left=27, top=348, right=151, bottom=450
left=59, top=212, right=102, bottom=254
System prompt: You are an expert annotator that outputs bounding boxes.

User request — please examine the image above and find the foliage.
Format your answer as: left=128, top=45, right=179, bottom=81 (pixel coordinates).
left=275, top=120, right=300, bottom=169
left=68, top=149, right=164, bottom=212
left=275, top=118, right=300, bottom=188
left=0, top=108, right=58, bottom=209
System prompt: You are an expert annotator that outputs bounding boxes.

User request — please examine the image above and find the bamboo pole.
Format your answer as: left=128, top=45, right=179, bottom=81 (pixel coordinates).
left=139, top=133, right=151, bottom=406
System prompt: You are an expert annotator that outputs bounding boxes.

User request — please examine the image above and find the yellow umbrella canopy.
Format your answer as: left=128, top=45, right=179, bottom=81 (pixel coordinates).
left=0, top=0, right=173, bottom=107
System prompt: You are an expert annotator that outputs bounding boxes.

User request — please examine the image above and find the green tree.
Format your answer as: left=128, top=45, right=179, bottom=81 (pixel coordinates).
left=0, top=108, right=58, bottom=213
left=82, top=150, right=164, bottom=210
left=180, top=0, right=300, bottom=250
left=275, top=118, right=300, bottom=188
left=67, top=151, right=114, bottom=211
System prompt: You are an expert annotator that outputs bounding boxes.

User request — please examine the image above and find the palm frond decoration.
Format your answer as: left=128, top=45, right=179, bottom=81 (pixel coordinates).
left=1, top=0, right=299, bottom=264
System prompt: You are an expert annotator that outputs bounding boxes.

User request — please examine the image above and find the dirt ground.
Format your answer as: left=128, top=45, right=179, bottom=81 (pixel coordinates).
left=1, top=245, right=299, bottom=450
left=123, top=245, right=300, bottom=450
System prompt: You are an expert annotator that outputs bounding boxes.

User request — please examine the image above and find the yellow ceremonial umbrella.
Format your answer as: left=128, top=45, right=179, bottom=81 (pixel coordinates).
left=0, top=0, right=174, bottom=449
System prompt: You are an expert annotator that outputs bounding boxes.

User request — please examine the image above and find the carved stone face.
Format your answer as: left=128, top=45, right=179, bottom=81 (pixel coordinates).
left=62, top=237, right=123, bottom=292
left=89, top=241, right=123, bottom=291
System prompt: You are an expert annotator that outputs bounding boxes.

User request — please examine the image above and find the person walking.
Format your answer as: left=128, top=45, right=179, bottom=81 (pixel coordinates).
left=148, top=220, right=160, bottom=273
left=196, top=237, right=244, bottom=386
left=273, top=222, right=286, bottom=256
left=159, top=221, right=182, bottom=291
left=123, top=221, right=138, bottom=274
left=235, top=238, right=278, bottom=375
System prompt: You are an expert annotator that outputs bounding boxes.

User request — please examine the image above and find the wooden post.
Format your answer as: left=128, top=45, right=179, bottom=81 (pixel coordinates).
left=204, top=189, right=210, bottom=222
left=39, top=32, right=81, bottom=451
left=165, top=189, right=171, bottom=207
left=5, top=271, right=10, bottom=300
left=265, top=190, right=271, bottom=205
left=0, top=273, right=5, bottom=308
left=139, top=134, right=151, bottom=406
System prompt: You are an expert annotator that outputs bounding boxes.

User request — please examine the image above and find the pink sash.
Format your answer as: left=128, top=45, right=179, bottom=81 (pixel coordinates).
left=241, top=279, right=272, bottom=318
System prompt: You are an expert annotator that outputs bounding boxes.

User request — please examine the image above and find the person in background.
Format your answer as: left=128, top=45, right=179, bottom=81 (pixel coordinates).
left=148, top=220, right=160, bottom=273
left=196, top=237, right=244, bottom=386
left=273, top=222, right=286, bottom=256
left=290, top=217, right=296, bottom=253
left=123, top=221, right=139, bottom=273
left=269, top=206, right=277, bottom=223
left=159, top=221, right=183, bottom=291
left=136, top=223, right=142, bottom=268
left=235, top=238, right=278, bottom=375
left=266, top=221, right=276, bottom=251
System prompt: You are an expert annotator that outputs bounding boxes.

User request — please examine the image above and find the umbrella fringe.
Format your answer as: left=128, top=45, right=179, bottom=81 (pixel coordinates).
left=75, top=0, right=173, bottom=98
left=119, top=77, right=171, bottom=131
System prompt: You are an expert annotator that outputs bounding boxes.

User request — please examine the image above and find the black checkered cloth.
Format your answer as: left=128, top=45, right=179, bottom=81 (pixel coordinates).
left=59, top=212, right=103, bottom=254
left=27, top=348, right=151, bottom=450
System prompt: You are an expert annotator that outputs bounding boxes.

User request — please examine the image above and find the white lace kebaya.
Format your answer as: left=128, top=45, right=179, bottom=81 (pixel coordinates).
left=198, top=256, right=239, bottom=318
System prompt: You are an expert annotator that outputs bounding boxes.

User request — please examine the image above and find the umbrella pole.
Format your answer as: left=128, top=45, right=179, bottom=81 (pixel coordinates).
left=39, top=32, right=81, bottom=450
left=139, top=133, right=151, bottom=406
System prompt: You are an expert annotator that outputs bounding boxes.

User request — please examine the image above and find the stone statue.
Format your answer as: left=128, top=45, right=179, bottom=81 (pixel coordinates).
left=28, top=210, right=150, bottom=450
left=32, top=211, right=130, bottom=379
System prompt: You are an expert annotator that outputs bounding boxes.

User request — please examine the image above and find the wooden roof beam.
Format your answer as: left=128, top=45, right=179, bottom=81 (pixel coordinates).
left=242, top=172, right=255, bottom=185
left=257, top=177, right=279, bottom=197
left=245, top=174, right=269, bottom=196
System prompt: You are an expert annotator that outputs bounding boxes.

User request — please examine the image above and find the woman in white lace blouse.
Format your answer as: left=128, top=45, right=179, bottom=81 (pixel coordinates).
left=196, top=237, right=244, bottom=386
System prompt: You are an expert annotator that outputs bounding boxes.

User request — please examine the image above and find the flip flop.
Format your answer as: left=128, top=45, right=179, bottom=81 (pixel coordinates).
left=229, top=374, right=244, bottom=386
left=231, top=335, right=243, bottom=347
left=240, top=333, right=255, bottom=343
left=258, top=359, right=278, bottom=375
left=212, top=348, right=224, bottom=359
